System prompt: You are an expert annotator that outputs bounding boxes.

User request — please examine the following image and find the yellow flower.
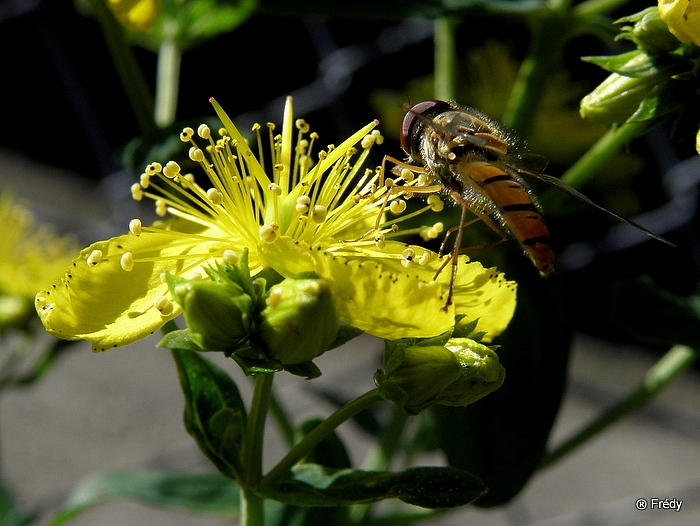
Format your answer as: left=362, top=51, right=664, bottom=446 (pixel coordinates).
left=0, top=192, right=77, bottom=329
left=107, top=0, right=160, bottom=32
left=36, top=97, right=516, bottom=351
left=0, top=193, right=77, bottom=299
left=658, top=0, right=700, bottom=45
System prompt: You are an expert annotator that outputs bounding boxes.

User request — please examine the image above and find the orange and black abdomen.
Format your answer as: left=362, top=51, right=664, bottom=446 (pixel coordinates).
left=471, top=162, right=555, bottom=276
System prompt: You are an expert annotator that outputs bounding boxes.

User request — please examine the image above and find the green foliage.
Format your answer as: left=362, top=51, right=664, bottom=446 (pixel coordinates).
left=44, top=471, right=239, bottom=526
left=171, top=348, right=247, bottom=480
left=261, top=464, right=486, bottom=509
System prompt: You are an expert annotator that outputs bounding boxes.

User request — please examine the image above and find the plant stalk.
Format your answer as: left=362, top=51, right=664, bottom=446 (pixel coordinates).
left=539, top=344, right=698, bottom=469
left=262, top=389, right=384, bottom=486
left=154, top=17, right=182, bottom=128
left=434, top=16, right=458, bottom=101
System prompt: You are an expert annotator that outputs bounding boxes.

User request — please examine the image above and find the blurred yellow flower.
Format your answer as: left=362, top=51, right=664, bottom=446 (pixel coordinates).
left=107, top=0, right=160, bottom=32
left=36, top=98, right=516, bottom=351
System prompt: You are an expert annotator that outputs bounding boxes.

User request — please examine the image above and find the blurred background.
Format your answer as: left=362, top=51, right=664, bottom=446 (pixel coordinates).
left=1, top=0, right=700, bottom=524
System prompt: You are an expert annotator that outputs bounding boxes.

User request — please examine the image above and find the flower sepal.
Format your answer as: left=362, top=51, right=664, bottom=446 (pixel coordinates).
left=616, top=7, right=681, bottom=54
left=374, top=333, right=505, bottom=415
left=253, top=276, right=340, bottom=366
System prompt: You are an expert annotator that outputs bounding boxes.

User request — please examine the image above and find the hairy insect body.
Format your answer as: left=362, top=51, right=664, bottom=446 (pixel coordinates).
left=405, top=102, right=555, bottom=276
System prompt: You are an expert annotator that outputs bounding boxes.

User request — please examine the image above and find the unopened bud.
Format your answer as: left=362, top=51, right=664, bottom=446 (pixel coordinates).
left=168, top=275, right=253, bottom=351
left=580, top=51, right=680, bottom=124
left=255, top=278, right=339, bottom=365
left=616, top=7, right=681, bottom=54
left=374, top=337, right=505, bottom=415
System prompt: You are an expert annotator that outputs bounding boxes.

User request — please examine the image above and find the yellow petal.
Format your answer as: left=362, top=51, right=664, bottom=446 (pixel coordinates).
left=259, top=237, right=516, bottom=340
left=35, top=230, right=230, bottom=352
left=659, top=0, right=700, bottom=45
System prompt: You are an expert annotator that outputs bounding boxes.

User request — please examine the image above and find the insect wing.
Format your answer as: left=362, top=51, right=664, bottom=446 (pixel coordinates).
left=509, top=165, right=675, bottom=247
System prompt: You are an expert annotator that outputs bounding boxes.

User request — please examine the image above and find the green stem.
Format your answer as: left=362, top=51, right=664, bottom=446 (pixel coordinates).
left=434, top=16, right=458, bottom=101
left=349, top=406, right=409, bottom=523
left=154, top=17, right=182, bottom=128
left=561, top=120, right=647, bottom=188
left=87, top=0, right=156, bottom=136
left=240, top=486, right=265, bottom=526
left=242, top=373, right=274, bottom=488
left=262, top=389, right=384, bottom=486
left=539, top=344, right=698, bottom=469
left=502, top=14, right=569, bottom=135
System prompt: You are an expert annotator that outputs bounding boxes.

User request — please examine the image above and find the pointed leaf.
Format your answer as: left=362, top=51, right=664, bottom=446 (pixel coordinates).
left=45, top=471, right=239, bottom=526
left=171, top=348, right=247, bottom=479
left=261, top=464, right=486, bottom=508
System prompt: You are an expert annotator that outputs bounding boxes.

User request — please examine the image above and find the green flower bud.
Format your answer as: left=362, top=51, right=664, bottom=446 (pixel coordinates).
left=374, top=338, right=505, bottom=415
left=616, top=7, right=681, bottom=54
left=255, top=278, right=339, bottom=365
left=169, top=276, right=253, bottom=351
left=374, top=344, right=464, bottom=415
left=580, top=52, right=679, bottom=124
left=436, top=338, right=506, bottom=407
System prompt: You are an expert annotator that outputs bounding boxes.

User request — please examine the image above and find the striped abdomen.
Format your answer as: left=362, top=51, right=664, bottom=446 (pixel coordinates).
left=469, top=162, right=555, bottom=276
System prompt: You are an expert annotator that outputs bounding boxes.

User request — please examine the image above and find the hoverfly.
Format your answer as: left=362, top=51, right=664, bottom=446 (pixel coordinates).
left=376, top=100, right=672, bottom=309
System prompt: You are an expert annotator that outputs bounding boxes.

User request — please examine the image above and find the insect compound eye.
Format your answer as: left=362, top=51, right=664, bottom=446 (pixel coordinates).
left=400, top=100, right=451, bottom=157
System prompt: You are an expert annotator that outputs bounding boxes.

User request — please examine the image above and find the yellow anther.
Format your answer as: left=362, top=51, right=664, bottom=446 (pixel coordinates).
left=311, top=205, right=327, bottom=223
left=400, top=168, right=414, bottom=183
left=120, top=252, right=134, bottom=271
left=189, top=147, right=205, bottom=162
left=427, top=195, right=444, bottom=212
left=251, top=123, right=261, bottom=131
left=401, top=247, right=416, bottom=269
left=154, top=296, right=175, bottom=316
left=146, top=162, right=162, bottom=175
left=295, top=195, right=311, bottom=213
left=197, top=124, right=211, bottom=139
left=361, top=135, right=374, bottom=149
left=295, top=119, right=310, bottom=133
left=87, top=249, right=103, bottom=266
left=419, top=251, right=432, bottom=266
left=371, top=129, right=384, bottom=145
left=155, top=199, right=168, bottom=217
left=183, top=173, right=195, bottom=183
left=131, top=183, right=143, bottom=201
left=389, top=199, right=407, bottom=214
left=433, top=222, right=444, bottom=233
left=259, top=223, right=279, bottom=243
left=180, top=127, right=194, bottom=142
left=310, top=132, right=319, bottom=140
left=207, top=188, right=224, bottom=205
left=417, top=174, right=430, bottom=185
left=129, top=218, right=142, bottom=235
left=268, top=183, right=283, bottom=196
left=222, top=250, right=239, bottom=264
left=139, top=173, right=150, bottom=188
left=163, top=161, right=181, bottom=179
left=374, top=233, right=386, bottom=249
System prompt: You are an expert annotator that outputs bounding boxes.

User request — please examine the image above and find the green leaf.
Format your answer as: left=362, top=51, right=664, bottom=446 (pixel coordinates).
left=433, top=259, right=572, bottom=506
left=261, top=464, right=486, bottom=508
left=171, top=348, right=247, bottom=479
left=0, top=483, right=34, bottom=526
left=45, top=471, right=239, bottom=526
left=612, top=277, right=700, bottom=348
left=159, top=328, right=204, bottom=351
left=627, top=79, right=687, bottom=123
